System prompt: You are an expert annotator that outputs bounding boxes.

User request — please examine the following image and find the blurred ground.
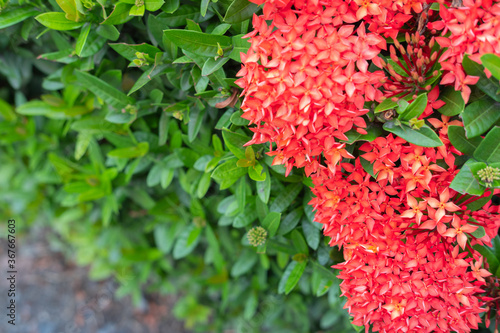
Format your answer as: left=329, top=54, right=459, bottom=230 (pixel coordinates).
left=0, top=230, right=190, bottom=333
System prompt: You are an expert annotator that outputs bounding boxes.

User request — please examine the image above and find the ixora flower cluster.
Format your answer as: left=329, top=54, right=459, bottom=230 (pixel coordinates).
left=235, top=0, right=500, bottom=332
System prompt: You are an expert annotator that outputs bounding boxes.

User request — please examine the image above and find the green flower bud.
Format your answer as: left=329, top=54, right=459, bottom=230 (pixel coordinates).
left=477, top=166, right=500, bottom=187
left=247, top=226, right=267, bottom=247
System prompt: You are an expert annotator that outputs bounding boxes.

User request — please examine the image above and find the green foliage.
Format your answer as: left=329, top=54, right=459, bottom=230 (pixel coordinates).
left=0, top=1, right=354, bottom=332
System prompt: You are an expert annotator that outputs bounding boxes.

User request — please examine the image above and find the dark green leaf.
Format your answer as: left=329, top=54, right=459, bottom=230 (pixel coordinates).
left=224, top=0, right=259, bottom=23
left=463, top=55, right=500, bottom=102
left=473, top=126, right=500, bottom=163
left=398, top=93, right=427, bottom=121
left=383, top=121, right=443, bottom=147
left=438, top=86, right=465, bottom=116
left=302, top=218, right=320, bottom=250
left=270, top=183, right=302, bottom=213
left=163, top=30, right=231, bottom=58
left=229, top=34, right=250, bottom=62
left=462, top=98, right=500, bottom=138
left=0, top=6, right=38, bottom=29
left=481, top=54, right=500, bottom=81
left=262, top=212, right=281, bottom=237
left=278, top=260, right=307, bottom=295
left=448, top=125, right=482, bottom=156
left=256, top=166, right=271, bottom=203
left=231, top=249, right=258, bottom=277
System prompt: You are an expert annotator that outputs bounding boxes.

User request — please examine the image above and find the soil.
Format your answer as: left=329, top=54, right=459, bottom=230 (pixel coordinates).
left=0, top=229, right=191, bottom=333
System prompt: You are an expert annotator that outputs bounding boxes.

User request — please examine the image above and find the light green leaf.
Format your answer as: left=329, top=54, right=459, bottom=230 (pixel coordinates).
left=222, top=129, right=249, bottom=160
left=202, top=57, right=230, bottom=76
left=107, top=142, right=149, bottom=158
left=231, top=249, right=258, bottom=277
left=75, top=23, right=91, bottom=57
left=256, top=166, right=271, bottom=203
left=109, top=43, right=161, bottom=62
left=35, top=12, right=84, bottom=30
left=129, top=4, right=145, bottom=16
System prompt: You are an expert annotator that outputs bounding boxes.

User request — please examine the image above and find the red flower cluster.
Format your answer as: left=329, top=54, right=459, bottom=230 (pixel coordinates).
left=236, top=0, right=500, bottom=331
left=309, top=129, right=500, bottom=332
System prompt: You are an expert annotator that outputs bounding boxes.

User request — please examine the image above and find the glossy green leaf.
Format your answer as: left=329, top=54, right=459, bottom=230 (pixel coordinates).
left=163, top=30, right=232, bottom=58
left=450, top=159, right=486, bottom=195
left=109, top=43, right=162, bottom=62
left=383, top=121, right=443, bottom=147
left=256, top=166, right=271, bottom=203
left=96, top=24, right=120, bottom=41
left=248, top=163, right=266, bottom=181
left=35, top=12, right=84, bottom=30
left=129, top=4, right=145, bottom=16
left=224, top=0, right=259, bottom=23
left=398, top=93, right=427, bottom=121
left=448, top=125, right=482, bottom=156
left=463, top=55, right=500, bottom=102
left=75, top=23, right=91, bottom=56
left=145, top=0, right=165, bottom=11
left=462, top=98, right=500, bottom=138
left=438, top=86, right=465, bottom=116
left=202, top=57, right=230, bottom=76
left=101, top=3, right=133, bottom=25
left=481, top=54, right=500, bottom=81
left=222, top=129, right=248, bottom=160
left=473, top=126, right=500, bottom=163
left=302, top=219, right=320, bottom=250
left=0, top=6, right=39, bottom=29
left=278, top=260, right=307, bottom=295
left=211, top=158, right=247, bottom=189
left=473, top=236, right=500, bottom=277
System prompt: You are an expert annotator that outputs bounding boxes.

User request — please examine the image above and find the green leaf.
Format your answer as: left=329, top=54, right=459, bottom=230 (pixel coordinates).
left=173, top=225, right=203, bottom=259
left=462, top=98, right=500, bottom=138
left=256, top=166, right=271, bottom=203
left=74, top=70, right=133, bottom=110
left=463, top=55, right=500, bottom=102
left=291, top=229, right=309, bottom=254
left=107, top=142, right=149, bottom=158
left=481, top=54, right=500, bottom=81
left=75, top=23, right=91, bottom=57
left=55, top=0, right=82, bottom=21
left=222, top=129, right=248, bottom=160
left=74, top=131, right=92, bottom=160
left=448, top=125, right=482, bottom=156
left=437, top=86, right=465, bottom=116
left=302, top=219, right=320, bottom=250
left=159, top=5, right=208, bottom=27
left=465, top=192, right=493, bottom=212
left=35, top=12, right=84, bottom=30
left=262, top=212, right=281, bottom=237
left=383, top=121, right=443, bottom=147
left=473, top=236, right=500, bottom=277
left=0, top=6, right=39, bottom=29
left=202, top=57, right=230, bottom=76
left=161, top=0, right=179, bottom=13
left=163, top=30, right=231, bottom=58
left=109, top=43, right=162, bottom=62
left=278, top=208, right=303, bottom=235
left=129, top=4, right=145, bottom=16
left=229, top=34, right=250, bottom=62
left=450, top=159, right=486, bottom=195
left=188, top=107, right=206, bottom=142
left=96, top=24, right=120, bottom=41
left=270, top=183, right=302, bottom=213
left=248, top=163, right=266, bottom=181
left=375, top=93, right=412, bottom=113
left=145, top=0, right=165, bottom=11
left=224, top=0, right=259, bottom=23
left=231, top=249, right=258, bottom=277
left=473, top=126, right=500, bottom=163
left=471, top=225, right=486, bottom=239
left=278, top=260, right=307, bottom=295
left=154, top=223, right=183, bottom=254
left=200, top=0, right=210, bottom=17
left=128, top=64, right=169, bottom=95
left=102, top=3, right=133, bottom=25
left=398, top=93, right=427, bottom=121
left=211, top=158, right=247, bottom=190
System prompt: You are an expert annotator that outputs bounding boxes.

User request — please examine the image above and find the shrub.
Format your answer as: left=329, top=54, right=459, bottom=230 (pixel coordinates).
left=1, top=0, right=500, bottom=332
